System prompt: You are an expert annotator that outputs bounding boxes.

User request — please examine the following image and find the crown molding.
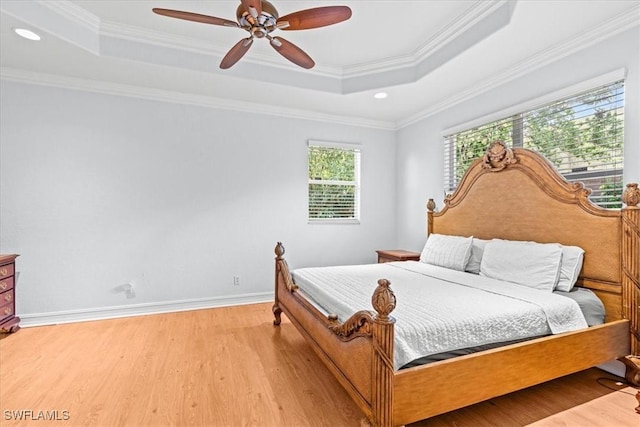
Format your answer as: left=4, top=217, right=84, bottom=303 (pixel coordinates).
left=1, top=0, right=100, bottom=55
left=96, top=1, right=513, bottom=83
left=0, top=67, right=396, bottom=131
left=38, top=0, right=99, bottom=33
left=98, top=19, right=342, bottom=78
left=342, top=0, right=512, bottom=78
left=2, top=0, right=513, bottom=94
left=99, top=19, right=222, bottom=57
left=2, top=1, right=636, bottom=130
left=339, top=1, right=514, bottom=93
left=397, top=4, right=640, bottom=129
left=413, top=0, right=512, bottom=60
left=39, top=1, right=342, bottom=79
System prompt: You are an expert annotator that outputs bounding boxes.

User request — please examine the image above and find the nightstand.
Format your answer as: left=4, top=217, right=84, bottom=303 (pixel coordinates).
left=376, top=249, right=420, bottom=263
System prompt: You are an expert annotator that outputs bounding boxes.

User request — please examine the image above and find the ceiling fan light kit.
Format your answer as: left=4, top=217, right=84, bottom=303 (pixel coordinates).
left=153, top=0, right=351, bottom=70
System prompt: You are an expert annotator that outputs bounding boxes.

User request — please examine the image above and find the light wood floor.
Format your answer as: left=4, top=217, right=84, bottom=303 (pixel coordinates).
left=1, top=302, right=637, bottom=427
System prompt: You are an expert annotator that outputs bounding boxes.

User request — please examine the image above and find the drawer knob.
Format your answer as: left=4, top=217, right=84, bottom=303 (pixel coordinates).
left=4, top=294, right=11, bottom=302
left=0, top=282, right=6, bottom=290
left=3, top=308, right=11, bottom=316
left=0, top=268, right=7, bottom=276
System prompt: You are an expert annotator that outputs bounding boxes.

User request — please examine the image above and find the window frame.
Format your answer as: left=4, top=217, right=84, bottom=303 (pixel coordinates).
left=307, top=140, right=361, bottom=224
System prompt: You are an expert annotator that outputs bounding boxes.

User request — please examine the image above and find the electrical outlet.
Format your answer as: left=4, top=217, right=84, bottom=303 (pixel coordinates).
left=122, top=283, right=135, bottom=298
left=233, top=276, right=240, bottom=286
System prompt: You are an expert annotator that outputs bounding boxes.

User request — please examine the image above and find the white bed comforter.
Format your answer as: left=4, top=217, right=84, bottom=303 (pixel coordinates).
left=291, top=261, right=588, bottom=370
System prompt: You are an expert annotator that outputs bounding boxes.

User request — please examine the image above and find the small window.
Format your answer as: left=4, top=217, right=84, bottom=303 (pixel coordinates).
left=308, top=140, right=361, bottom=223
left=444, top=80, right=625, bottom=208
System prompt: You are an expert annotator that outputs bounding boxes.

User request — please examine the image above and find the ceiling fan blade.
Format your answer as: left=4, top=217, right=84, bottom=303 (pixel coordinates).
left=277, top=6, right=352, bottom=30
left=220, top=38, right=253, bottom=69
left=240, top=0, right=262, bottom=18
left=270, top=36, right=315, bottom=69
left=152, top=8, right=239, bottom=27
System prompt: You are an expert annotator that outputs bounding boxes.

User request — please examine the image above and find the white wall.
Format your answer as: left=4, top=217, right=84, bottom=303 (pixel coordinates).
left=0, top=82, right=397, bottom=321
left=396, top=27, right=640, bottom=252
left=3, top=26, right=638, bottom=325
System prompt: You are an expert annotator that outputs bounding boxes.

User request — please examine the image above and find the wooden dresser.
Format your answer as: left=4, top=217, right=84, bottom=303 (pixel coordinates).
left=0, top=254, right=20, bottom=333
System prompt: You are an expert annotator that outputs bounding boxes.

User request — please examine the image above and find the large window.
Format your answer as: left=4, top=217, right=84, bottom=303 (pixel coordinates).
left=444, top=80, right=625, bottom=208
left=308, top=140, right=361, bottom=222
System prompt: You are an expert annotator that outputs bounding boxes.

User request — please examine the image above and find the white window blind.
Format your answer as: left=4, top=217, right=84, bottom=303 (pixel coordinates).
left=444, top=80, right=625, bottom=208
left=308, top=141, right=361, bottom=222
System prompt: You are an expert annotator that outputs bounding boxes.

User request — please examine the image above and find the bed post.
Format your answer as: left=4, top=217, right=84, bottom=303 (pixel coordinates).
left=427, top=199, right=436, bottom=235
left=621, top=183, right=640, bottom=355
left=273, top=242, right=293, bottom=326
left=371, top=279, right=396, bottom=427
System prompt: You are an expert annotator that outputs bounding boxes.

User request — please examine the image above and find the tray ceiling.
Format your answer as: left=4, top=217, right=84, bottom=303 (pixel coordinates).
left=1, top=1, right=638, bottom=128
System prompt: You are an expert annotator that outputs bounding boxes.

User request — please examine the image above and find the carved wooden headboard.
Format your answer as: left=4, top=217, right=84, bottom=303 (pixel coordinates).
left=427, top=141, right=640, bottom=352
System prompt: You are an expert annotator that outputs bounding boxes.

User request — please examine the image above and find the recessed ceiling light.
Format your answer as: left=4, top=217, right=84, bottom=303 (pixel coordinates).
left=14, top=28, right=41, bottom=41
left=374, top=92, right=388, bottom=99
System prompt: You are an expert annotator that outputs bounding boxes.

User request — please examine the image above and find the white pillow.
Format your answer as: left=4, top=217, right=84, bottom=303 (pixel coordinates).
left=465, top=238, right=489, bottom=274
left=556, top=245, right=585, bottom=292
left=420, top=234, right=473, bottom=271
left=480, top=239, right=563, bottom=292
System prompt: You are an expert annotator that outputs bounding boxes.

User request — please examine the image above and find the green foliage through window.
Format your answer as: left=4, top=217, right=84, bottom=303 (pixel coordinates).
left=308, top=143, right=360, bottom=221
left=444, top=81, right=624, bottom=209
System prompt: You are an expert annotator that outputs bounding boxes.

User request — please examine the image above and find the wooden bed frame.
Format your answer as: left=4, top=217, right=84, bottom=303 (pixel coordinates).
left=272, top=142, right=640, bottom=426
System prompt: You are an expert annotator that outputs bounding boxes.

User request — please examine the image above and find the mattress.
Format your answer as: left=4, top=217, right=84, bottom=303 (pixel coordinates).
left=291, top=261, right=595, bottom=370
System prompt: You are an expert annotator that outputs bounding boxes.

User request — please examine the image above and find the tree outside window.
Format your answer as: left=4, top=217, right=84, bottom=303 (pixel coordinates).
left=444, top=81, right=624, bottom=208
left=308, top=142, right=361, bottom=222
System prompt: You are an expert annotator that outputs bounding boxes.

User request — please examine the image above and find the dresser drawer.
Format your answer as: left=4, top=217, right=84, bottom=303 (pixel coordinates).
left=0, top=263, right=14, bottom=280
left=0, top=298, right=14, bottom=324
left=0, top=276, right=14, bottom=293
left=0, top=289, right=14, bottom=305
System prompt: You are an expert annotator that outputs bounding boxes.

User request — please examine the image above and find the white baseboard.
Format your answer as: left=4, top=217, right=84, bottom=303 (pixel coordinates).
left=18, top=292, right=274, bottom=327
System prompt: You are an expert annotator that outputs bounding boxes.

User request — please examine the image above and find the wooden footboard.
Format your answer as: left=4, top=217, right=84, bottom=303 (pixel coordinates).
left=392, top=320, right=629, bottom=425
left=273, top=242, right=396, bottom=425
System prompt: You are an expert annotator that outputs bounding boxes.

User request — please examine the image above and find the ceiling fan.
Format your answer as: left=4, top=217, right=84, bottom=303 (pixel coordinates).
left=152, top=1, right=352, bottom=69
